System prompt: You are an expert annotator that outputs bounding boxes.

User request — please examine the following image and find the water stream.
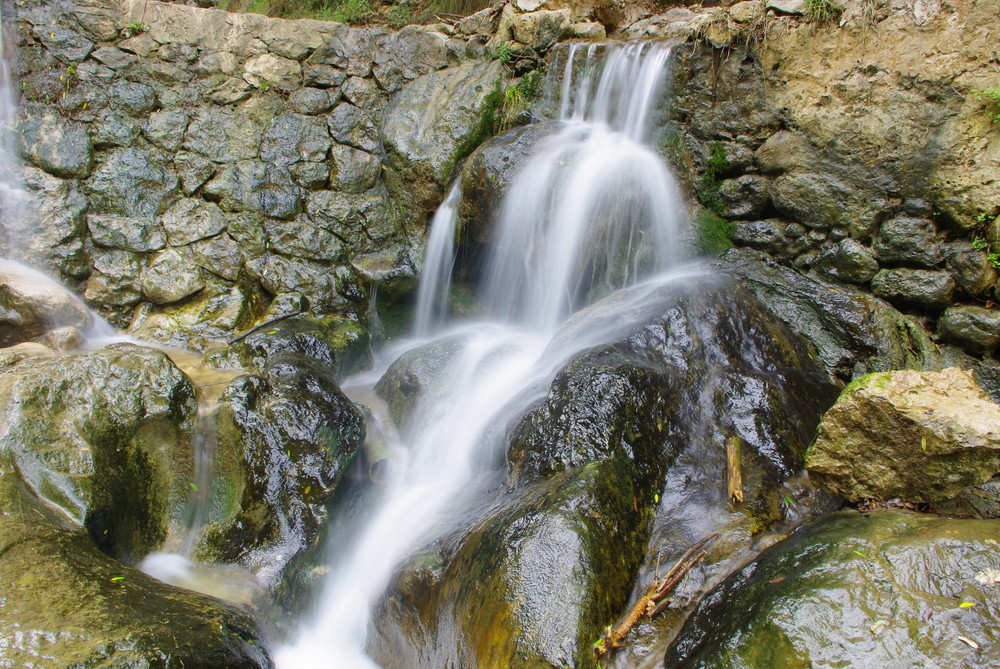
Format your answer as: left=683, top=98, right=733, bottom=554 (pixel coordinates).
left=278, top=41, right=684, bottom=668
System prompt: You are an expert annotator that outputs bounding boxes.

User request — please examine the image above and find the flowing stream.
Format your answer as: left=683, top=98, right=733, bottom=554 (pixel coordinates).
left=278, top=40, right=685, bottom=668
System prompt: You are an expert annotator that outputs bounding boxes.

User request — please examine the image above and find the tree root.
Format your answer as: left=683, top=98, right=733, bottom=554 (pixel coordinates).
left=594, top=533, right=719, bottom=660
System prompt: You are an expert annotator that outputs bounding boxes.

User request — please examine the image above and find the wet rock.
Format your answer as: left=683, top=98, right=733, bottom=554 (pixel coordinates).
left=715, top=174, right=770, bottom=220
left=289, top=87, right=336, bottom=115
left=0, top=344, right=197, bottom=560
left=92, top=44, right=136, bottom=69
left=329, top=143, right=381, bottom=193
left=0, top=469, right=273, bottom=668
left=86, top=148, right=178, bottom=218
left=730, top=219, right=790, bottom=257
left=371, top=28, right=450, bottom=93
left=16, top=168, right=90, bottom=278
left=211, top=77, right=254, bottom=105
left=382, top=60, right=504, bottom=209
left=459, top=122, right=559, bottom=244
left=160, top=198, right=228, bottom=246
left=873, top=216, right=941, bottom=268
left=192, top=233, right=244, bottom=282
left=85, top=248, right=143, bottom=308
left=141, top=248, right=206, bottom=305
left=91, top=112, right=140, bottom=149
left=350, top=246, right=419, bottom=300
left=202, top=160, right=305, bottom=220
left=107, top=80, right=158, bottom=116
left=770, top=172, right=883, bottom=236
left=342, top=76, right=381, bottom=109
left=871, top=268, right=955, bottom=311
left=938, top=306, right=1000, bottom=355
left=245, top=255, right=344, bottom=313
left=811, top=239, right=879, bottom=285
left=243, top=53, right=302, bottom=91
left=32, top=24, right=94, bottom=62
left=936, top=477, right=1000, bottom=519
left=307, top=187, right=401, bottom=252
left=292, top=161, right=329, bottom=190
left=260, top=114, right=332, bottom=166
left=143, top=109, right=190, bottom=152
left=807, top=367, right=1000, bottom=502
left=327, top=103, right=381, bottom=154
left=18, top=113, right=93, bottom=179
left=231, top=314, right=370, bottom=376
left=89, top=214, right=167, bottom=252
left=666, top=511, right=1000, bottom=668
left=204, top=346, right=365, bottom=591
left=946, top=240, right=998, bottom=298
left=268, top=216, right=345, bottom=262
left=570, top=20, right=606, bottom=39
left=175, top=151, right=217, bottom=196
left=184, top=101, right=276, bottom=164
left=0, top=259, right=93, bottom=346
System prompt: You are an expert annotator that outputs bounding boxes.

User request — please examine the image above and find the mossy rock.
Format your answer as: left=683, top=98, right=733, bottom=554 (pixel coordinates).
left=666, top=510, right=1000, bottom=668
left=0, top=464, right=272, bottom=667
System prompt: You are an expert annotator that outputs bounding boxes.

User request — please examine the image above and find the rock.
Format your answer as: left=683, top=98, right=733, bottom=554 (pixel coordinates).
left=0, top=259, right=93, bottom=346
left=329, top=144, right=381, bottom=193
left=160, top=198, right=228, bottom=246
left=871, top=268, right=955, bottom=311
left=89, top=214, right=167, bottom=252
left=0, top=469, right=273, bottom=668
left=18, top=113, right=93, bottom=179
left=143, top=109, right=190, bottom=152
left=936, top=477, right=1000, bottom=519
left=211, top=77, right=254, bottom=105
left=85, top=248, right=143, bottom=308
left=184, top=101, right=276, bottom=164
left=350, top=246, right=419, bottom=299
left=666, top=511, right=1000, bottom=668
left=730, top=219, right=790, bottom=256
left=108, top=80, right=158, bottom=116
left=806, top=367, right=1000, bottom=502
left=341, top=76, right=381, bottom=109
left=39, top=325, right=83, bottom=352
left=230, top=314, right=371, bottom=376
left=382, top=60, right=504, bottom=209
left=260, top=114, right=332, bottom=166
left=16, top=168, right=90, bottom=278
left=289, top=87, right=335, bottom=115
left=327, top=103, right=381, bottom=154
left=86, top=148, right=178, bottom=218
left=455, top=7, right=499, bottom=36
left=509, top=9, right=571, bottom=52
left=245, top=255, right=345, bottom=313
left=715, top=174, right=770, bottom=220
left=202, top=160, right=305, bottom=220
left=268, top=216, right=345, bottom=262
left=371, top=28, right=450, bottom=93
left=770, top=172, right=886, bottom=237
left=0, top=344, right=197, bottom=559
left=90, top=45, right=136, bottom=70
left=570, top=20, right=606, bottom=39
left=192, top=233, right=244, bottom=282
left=946, top=240, right=998, bottom=298
left=292, top=161, right=329, bottom=189
left=142, top=248, right=206, bottom=305
left=811, top=239, right=879, bottom=285
left=243, top=53, right=302, bottom=91
left=175, top=151, right=217, bottom=196
left=308, top=188, right=401, bottom=251
left=32, top=24, right=94, bottom=63
left=873, top=216, right=941, bottom=268
left=91, top=112, right=141, bottom=149
left=938, top=306, right=1000, bottom=355
left=729, top=0, right=764, bottom=21
left=766, top=0, right=805, bottom=13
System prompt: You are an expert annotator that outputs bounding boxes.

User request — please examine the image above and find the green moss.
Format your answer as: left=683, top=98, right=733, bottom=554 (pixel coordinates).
left=697, top=140, right=730, bottom=215
left=446, top=77, right=503, bottom=181
left=695, top=209, right=735, bottom=256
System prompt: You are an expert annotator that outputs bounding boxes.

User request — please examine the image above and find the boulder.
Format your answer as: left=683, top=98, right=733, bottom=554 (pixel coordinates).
left=329, top=143, right=381, bottom=193
left=946, top=240, right=998, bottom=298
left=811, top=239, right=879, bottom=285
left=89, top=214, right=167, bottom=252
left=938, top=306, right=1000, bottom=355
left=142, top=248, right=206, bottom=305
left=260, top=114, right=332, bottom=166
left=86, top=148, right=178, bottom=218
left=18, top=113, right=93, bottom=179
left=243, top=53, right=303, bottom=91
left=666, top=511, right=1000, bottom=668
left=730, top=219, right=791, bottom=257
left=806, top=367, right=1000, bottom=502
left=870, top=268, right=954, bottom=311
left=509, top=9, right=572, bottom=52
left=17, top=168, right=90, bottom=279
left=873, top=216, right=941, bottom=268
left=0, top=259, right=93, bottom=346
left=0, top=467, right=273, bottom=668
left=714, top=174, right=770, bottom=220
left=0, top=344, right=197, bottom=560
left=160, top=198, right=228, bottom=246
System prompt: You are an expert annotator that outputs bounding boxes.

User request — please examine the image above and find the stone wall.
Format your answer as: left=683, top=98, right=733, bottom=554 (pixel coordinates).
left=9, top=0, right=504, bottom=346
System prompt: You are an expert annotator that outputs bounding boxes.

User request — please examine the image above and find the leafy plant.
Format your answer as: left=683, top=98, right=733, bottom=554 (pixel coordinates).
left=317, top=0, right=372, bottom=24
left=972, top=87, right=1000, bottom=123
left=804, top=0, right=843, bottom=22
left=122, top=22, right=149, bottom=38
left=971, top=236, right=1000, bottom=269
left=494, top=42, right=513, bottom=64
left=386, top=0, right=415, bottom=28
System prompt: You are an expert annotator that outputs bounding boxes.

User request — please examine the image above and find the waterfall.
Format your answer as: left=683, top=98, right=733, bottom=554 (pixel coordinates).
left=278, top=41, right=685, bottom=668
left=0, top=7, right=29, bottom=254
left=413, top=177, right=463, bottom=337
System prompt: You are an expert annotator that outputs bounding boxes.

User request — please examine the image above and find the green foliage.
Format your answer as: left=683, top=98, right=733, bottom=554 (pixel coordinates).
left=494, top=42, right=513, bottom=64
left=972, top=87, right=1000, bottom=124
left=122, top=22, right=149, bottom=38
left=971, top=236, right=1000, bottom=269
left=695, top=209, right=734, bottom=256
left=317, top=0, right=373, bottom=23
left=804, top=0, right=843, bottom=22
left=386, top=0, right=415, bottom=28
left=697, top=141, right=730, bottom=215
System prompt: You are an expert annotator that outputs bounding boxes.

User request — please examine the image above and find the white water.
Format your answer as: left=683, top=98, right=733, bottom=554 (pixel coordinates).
left=413, top=177, right=463, bottom=337
left=0, top=10, right=30, bottom=255
left=279, top=41, right=685, bottom=667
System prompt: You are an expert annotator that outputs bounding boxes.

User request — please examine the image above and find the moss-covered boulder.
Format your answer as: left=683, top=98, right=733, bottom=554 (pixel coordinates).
left=0, top=465, right=272, bottom=667
left=666, top=510, right=1000, bottom=668
left=806, top=367, right=1000, bottom=503
left=229, top=314, right=371, bottom=378
left=0, top=343, right=197, bottom=562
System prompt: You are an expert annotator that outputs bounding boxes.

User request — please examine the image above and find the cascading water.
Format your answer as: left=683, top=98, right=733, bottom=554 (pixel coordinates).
left=413, top=176, right=463, bottom=336
left=0, top=6, right=30, bottom=255
left=278, top=41, right=685, bottom=668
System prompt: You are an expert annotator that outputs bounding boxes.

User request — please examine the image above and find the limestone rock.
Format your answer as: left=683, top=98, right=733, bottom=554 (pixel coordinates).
left=86, top=148, right=178, bottom=218
left=812, top=239, right=879, bottom=285
left=289, top=87, right=336, bottom=115
left=89, top=214, right=166, bottom=252
left=510, top=9, right=571, bottom=52
left=260, top=114, right=332, bottom=166
left=18, top=113, right=93, bottom=179
left=329, top=143, right=381, bottom=193
left=243, top=53, right=303, bottom=91
left=0, top=259, right=93, bottom=346
left=141, top=248, right=206, bottom=305
left=729, top=0, right=764, bottom=22
left=871, top=268, right=954, bottom=311
left=715, top=174, right=770, bottom=220
left=159, top=198, right=228, bottom=247
left=806, top=367, right=1000, bottom=502
left=938, top=306, right=1000, bottom=355
left=946, top=240, right=998, bottom=298
left=873, top=217, right=941, bottom=268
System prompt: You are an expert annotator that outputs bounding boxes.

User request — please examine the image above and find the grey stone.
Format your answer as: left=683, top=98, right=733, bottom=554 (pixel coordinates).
left=156, top=43, right=197, bottom=63
left=302, top=64, right=347, bottom=89
left=202, top=161, right=305, bottom=220
left=243, top=53, right=302, bottom=92
left=292, top=162, right=329, bottom=190
left=766, top=0, right=806, bottom=14
left=159, top=198, right=228, bottom=246
left=729, top=0, right=765, bottom=22
left=143, top=110, right=190, bottom=152
left=183, top=102, right=275, bottom=163
left=945, top=241, right=998, bottom=298
left=16, top=169, right=89, bottom=278
left=174, top=152, right=216, bottom=196
left=86, top=148, right=178, bottom=218
left=85, top=248, right=143, bottom=308
left=350, top=246, right=418, bottom=299
left=341, top=76, right=381, bottom=109
left=142, top=248, right=206, bottom=305
left=938, top=306, right=1000, bottom=355
left=209, top=77, right=253, bottom=106
left=88, top=215, right=166, bottom=253
left=509, top=9, right=571, bottom=51
left=226, top=213, right=267, bottom=258
left=328, top=103, right=381, bottom=154
left=289, top=87, right=335, bottom=115
left=91, top=112, right=140, bottom=149
left=191, top=51, right=240, bottom=76
left=308, top=189, right=399, bottom=250
left=570, top=21, right=606, bottom=39
left=90, top=46, right=136, bottom=70
left=329, top=144, right=381, bottom=193
left=873, top=217, right=941, bottom=268
left=191, top=233, right=243, bottom=281
left=142, top=60, right=194, bottom=85
left=372, top=28, right=451, bottom=93
left=107, top=81, right=158, bottom=116
left=33, top=25, right=94, bottom=63
left=260, top=114, right=332, bottom=166
left=0, top=259, right=93, bottom=346
left=771, top=172, right=887, bottom=237
left=730, top=219, right=790, bottom=256
left=871, top=268, right=955, bottom=311
left=715, top=174, right=770, bottom=220
left=75, top=61, right=116, bottom=83
left=18, top=113, right=93, bottom=179
left=456, top=7, right=499, bottom=36
left=245, top=255, right=344, bottom=312
left=269, top=216, right=344, bottom=262
left=812, top=239, right=879, bottom=285
left=118, top=33, right=158, bottom=58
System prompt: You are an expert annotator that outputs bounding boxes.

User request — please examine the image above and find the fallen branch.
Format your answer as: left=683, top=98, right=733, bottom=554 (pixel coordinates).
left=226, top=311, right=302, bottom=345
left=594, top=533, right=718, bottom=659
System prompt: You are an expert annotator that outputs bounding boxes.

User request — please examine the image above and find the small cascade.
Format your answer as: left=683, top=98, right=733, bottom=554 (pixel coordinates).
left=279, top=41, right=687, bottom=668
left=0, top=8, right=30, bottom=256
left=413, top=177, right=463, bottom=336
